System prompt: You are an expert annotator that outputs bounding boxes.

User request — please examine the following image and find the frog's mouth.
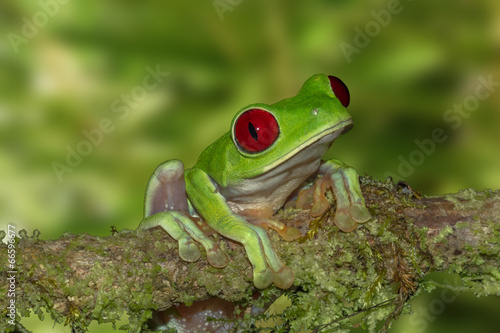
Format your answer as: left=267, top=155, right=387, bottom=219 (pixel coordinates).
left=249, top=118, right=353, bottom=175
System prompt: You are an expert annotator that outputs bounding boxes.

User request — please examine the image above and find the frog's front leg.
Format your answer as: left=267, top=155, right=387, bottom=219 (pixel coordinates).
left=139, top=160, right=229, bottom=268
left=300, top=159, right=371, bottom=232
left=185, top=168, right=294, bottom=289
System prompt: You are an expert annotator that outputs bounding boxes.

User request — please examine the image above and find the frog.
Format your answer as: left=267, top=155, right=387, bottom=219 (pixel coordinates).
left=139, top=74, right=371, bottom=290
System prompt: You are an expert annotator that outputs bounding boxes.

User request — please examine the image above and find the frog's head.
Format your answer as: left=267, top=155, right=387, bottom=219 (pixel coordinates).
left=229, top=74, right=353, bottom=175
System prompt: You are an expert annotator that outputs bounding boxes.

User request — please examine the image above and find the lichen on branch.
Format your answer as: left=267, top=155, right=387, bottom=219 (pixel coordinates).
left=1, top=178, right=499, bottom=332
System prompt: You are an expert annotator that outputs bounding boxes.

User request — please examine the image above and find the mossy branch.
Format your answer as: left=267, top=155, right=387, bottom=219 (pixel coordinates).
left=1, top=178, right=499, bottom=332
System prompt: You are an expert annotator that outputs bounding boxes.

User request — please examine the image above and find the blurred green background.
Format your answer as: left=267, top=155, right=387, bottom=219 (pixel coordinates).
left=1, top=0, right=499, bottom=332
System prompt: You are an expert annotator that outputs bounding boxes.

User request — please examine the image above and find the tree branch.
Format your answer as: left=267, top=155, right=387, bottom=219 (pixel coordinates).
left=1, top=178, right=499, bottom=332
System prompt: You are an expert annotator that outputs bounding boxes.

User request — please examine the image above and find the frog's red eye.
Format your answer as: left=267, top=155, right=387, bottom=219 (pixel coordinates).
left=328, top=75, right=350, bottom=107
left=233, top=109, right=279, bottom=153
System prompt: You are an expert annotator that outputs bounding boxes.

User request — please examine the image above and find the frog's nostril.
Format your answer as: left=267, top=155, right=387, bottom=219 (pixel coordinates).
left=311, top=108, right=319, bottom=116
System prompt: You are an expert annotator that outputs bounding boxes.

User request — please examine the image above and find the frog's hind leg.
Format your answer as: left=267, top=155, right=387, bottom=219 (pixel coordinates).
left=140, top=160, right=228, bottom=267
left=239, top=209, right=302, bottom=242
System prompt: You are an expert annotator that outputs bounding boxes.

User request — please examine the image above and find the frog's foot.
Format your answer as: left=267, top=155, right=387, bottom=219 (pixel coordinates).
left=141, top=160, right=229, bottom=268
left=271, top=265, right=294, bottom=290
left=295, top=179, right=332, bottom=216
left=139, top=212, right=229, bottom=267
left=214, top=219, right=294, bottom=289
left=312, top=159, right=371, bottom=232
left=295, top=187, right=313, bottom=210
left=239, top=209, right=302, bottom=242
left=246, top=227, right=294, bottom=288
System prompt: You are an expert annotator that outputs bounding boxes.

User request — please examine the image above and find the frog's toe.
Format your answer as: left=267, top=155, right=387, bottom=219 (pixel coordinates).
left=310, top=176, right=332, bottom=217
left=310, top=197, right=330, bottom=217
left=334, top=209, right=357, bottom=233
left=245, top=217, right=302, bottom=242
left=253, top=267, right=274, bottom=289
left=272, top=265, right=294, bottom=289
left=266, top=220, right=302, bottom=241
left=206, top=245, right=229, bottom=268
left=278, top=225, right=303, bottom=241
left=178, top=237, right=201, bottom=262
left=350, top=203, right=371, bottom=223
left=296, top=187, right=313, bottom=210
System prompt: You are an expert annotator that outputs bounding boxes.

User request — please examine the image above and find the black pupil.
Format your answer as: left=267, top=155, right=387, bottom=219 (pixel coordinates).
left=248, top=122, right=258, bottom=141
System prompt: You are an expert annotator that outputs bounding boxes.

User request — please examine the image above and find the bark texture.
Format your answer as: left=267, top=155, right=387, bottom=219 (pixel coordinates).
left=1, top=178, right=499, bottom=332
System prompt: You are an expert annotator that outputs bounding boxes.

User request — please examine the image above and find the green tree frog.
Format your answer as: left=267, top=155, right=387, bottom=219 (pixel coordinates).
left=139, top=74, right=371, bottom=290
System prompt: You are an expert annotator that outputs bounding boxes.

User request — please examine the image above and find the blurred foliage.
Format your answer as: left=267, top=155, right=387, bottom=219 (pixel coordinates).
left=0, top=0, right=499, bottom=332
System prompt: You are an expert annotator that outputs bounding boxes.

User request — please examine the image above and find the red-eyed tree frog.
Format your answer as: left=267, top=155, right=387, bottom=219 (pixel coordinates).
left=139, top=74, right=371, bottom=290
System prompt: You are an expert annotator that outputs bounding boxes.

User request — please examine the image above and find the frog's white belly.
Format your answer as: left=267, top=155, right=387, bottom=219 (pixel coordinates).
left=220, top=131, right=341, bottom=213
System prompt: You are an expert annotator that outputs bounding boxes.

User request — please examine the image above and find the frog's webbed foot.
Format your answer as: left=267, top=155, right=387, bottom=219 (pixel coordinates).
left=297, top=159, right=371, bottom=232
left=139, top=160, right=229, bottom=268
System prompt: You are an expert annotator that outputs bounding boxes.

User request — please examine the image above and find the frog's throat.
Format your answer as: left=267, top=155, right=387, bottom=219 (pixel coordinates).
left=243, top=118, right=353, bottom=176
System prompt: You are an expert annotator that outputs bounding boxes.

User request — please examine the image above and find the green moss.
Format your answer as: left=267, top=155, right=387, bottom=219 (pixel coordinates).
left=432, top=225, right=453, bottom=244
left=455, top=221, right=470, bottom=229
left=259, top=178, right=437, bottom=331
